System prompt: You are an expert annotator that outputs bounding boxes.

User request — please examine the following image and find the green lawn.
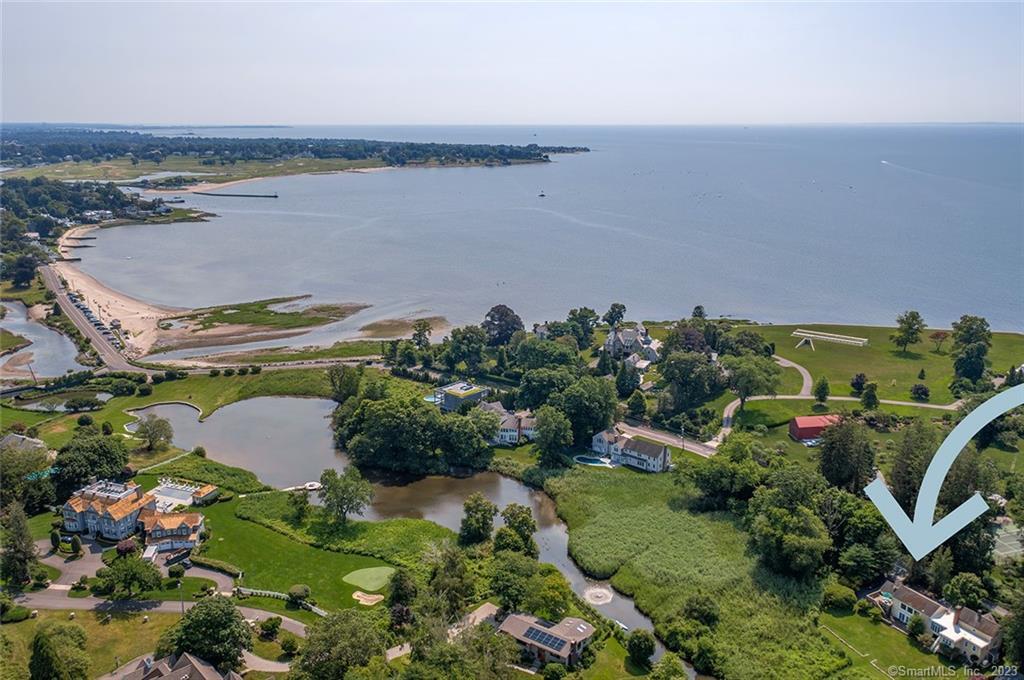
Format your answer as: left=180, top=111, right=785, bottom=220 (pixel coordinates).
left=0, top=276, right=50, bottom=306
left=198, top=499, right=395, bottom=611
left=0, top=609, right=181, bottom=680
left=233, top=492, right=454, bottom=580
left=1, top=404, right=62, bottom=432
left=28, top=511, right=61, bottom=540
left=3, top=155, right=386, bottom=183
left=136, top=454, right=270, bottom=493
left=749, top=324, right=1024, bottom=404
left=546, top=466, right=851, bottom=679
left=581, top=637, right=648, bottom=679
left=819, top=609, right=970, bottom=677
left=35, top=369, right=333, bottom=449
left=342, top=566, right=395, bottom=592
left=731, top=399, right=947, bottom=471
left=233, top=594, right=324, bottom=626
left=251, top=632, right=299, bottom=663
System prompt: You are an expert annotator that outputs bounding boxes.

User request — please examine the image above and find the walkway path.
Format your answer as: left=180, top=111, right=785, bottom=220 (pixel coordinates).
left=775, top=354, right=813, bottom=396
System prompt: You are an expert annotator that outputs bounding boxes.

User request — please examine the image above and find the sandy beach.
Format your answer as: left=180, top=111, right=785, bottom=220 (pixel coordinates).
left=51, top=258, right=184, bottom=359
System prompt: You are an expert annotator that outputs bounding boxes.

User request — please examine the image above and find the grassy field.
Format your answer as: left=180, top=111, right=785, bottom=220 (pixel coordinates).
left=546, top=466, right=853, bottom=679
left=0, top=276, right=50, bottom=306
left=1, top=404, right=62, bottom=432
left=1, top=328, right=31, bottom=354
left=1, top=609, right=180, bottom=680
left=233, top=594, right=324, bottom=626
left=819, top=609, right=970, bottom=678
left=203, top=339, right=385, bottom=365
left=136, top=454, right=270, bottom=493
left=233, top=492, right=454, bottom=580
left=168, top=296, right=368, bottom=333
left=34, top=369, right=332, bottom=449
left=3, top=155, right=386, bottom=183
left=749, top=324, right=1024, bottom=404
left=198, top=499, right=395, bottom=611
left=581, top=637, right=648, bottom=679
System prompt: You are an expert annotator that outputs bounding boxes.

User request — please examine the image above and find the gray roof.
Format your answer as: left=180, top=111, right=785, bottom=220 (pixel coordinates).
left=119, top=652, right=241, bottom=680
left=622, top=437, right=667, bottom=459
left=0, top=433, right=47, bottom=453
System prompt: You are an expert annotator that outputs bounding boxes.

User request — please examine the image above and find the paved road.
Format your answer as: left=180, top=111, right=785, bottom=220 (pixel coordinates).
left=774, top=354, right=813, bottom=396
left=11, top=589, right=308, bottom=638
left=39, top=264, right=144, bottom=373
left=618, top=421, right=717, bottom=458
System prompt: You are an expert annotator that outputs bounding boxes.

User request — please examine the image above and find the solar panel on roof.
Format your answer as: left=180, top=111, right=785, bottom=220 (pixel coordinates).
left=524, top=626, right=567, bottom=652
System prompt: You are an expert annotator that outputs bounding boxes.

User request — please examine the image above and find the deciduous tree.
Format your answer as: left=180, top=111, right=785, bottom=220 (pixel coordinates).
left=890, top=310, right=926, bottom=353
left=318, top=466, right=374, bottom=526
left=459, top=492, right=497, bottom=544
left=481, top=305, right=524, bottom=346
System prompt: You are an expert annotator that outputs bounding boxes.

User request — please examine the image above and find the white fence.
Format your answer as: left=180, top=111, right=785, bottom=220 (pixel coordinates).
left=235, top=586, right=328, bottom=617
left=792, top=329, right=869, bottom=347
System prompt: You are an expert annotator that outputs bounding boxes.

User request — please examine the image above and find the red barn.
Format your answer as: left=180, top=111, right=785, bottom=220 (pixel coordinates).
left=789, top=414, right=841, bottom=441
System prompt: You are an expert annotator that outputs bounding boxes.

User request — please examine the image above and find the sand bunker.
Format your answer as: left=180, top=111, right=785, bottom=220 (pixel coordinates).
left=352, top=591, right=385, bottom=606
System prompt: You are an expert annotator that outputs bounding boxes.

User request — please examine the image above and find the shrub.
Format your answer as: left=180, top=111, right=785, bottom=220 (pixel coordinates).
left=223, top=368, right=236, bottom=377
left=101, top=421, right=113, bottom=435
left=187, top=555, right=242, bottom=577
left=237, top=367, right=249, bottom=376
left=72, top=575, right=89, bottom=591
left=138, top=384, right=153, bottom=396
left=542, top=664, right=567, bottom=680
left=868, top=607, right=882, bottom=623
left=168, top=564, right=186, bottom=578
left=280, top=635, right=299, bottom=656
left=50, top=530, right=61, bottom=550
left=249, top=365, right=262, bottom=374
left=1, top=606, right=30, bottom=624
left=853, top=598, right=870, bottom=616
left=907, top=613, right=926, bottom=637
left=911, top=384, right=930, bottom=401
left=116, top=539, right=137, bottom=558
left=151, top=373, right=165, bottom=384
left=76, top=414, right=94, bottom=426
left=823, top=582, right=857, bottom=611
left=259, top=616, right=282, bottom=639
left=70, top=535, right=82, bottom=555
left=192, top=446, right=207, bottom=458
left=217, top=491, right=234, bottom=502
left=287, top=584, right=311, bottom=604
left=31, top=563, right=49, bottom=585
left=209, top=369, right=221, bottom=377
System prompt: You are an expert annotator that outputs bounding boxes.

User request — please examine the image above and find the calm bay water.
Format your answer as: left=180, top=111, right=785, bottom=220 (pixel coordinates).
left=75, top=125, right=1021, bottom=359
left=131, top=397, right=665, bottom=646
left=0, top=301, right=90, bottom=376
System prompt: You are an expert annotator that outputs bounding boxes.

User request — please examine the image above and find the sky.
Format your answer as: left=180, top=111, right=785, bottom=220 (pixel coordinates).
left=2, top=2, right=1022, bottom=125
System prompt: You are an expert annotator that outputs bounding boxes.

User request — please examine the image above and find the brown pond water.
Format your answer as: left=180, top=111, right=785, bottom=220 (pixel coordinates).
left=131, top=398, right=670, bottom=652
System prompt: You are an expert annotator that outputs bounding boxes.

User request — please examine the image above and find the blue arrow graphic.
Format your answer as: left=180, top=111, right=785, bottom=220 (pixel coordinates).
left=865, top=384, right=1024, bottom=561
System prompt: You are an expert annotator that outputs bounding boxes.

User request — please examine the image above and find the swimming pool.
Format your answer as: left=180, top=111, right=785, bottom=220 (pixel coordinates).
left=573, top=455, right=613, bottom=467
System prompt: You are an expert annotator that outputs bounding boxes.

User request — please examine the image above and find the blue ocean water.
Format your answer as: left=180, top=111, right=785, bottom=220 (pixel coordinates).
left=77, top=125, right=1023, bottom=352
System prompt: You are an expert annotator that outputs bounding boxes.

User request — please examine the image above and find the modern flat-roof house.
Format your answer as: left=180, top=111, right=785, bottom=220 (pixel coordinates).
left=875, top=580, right=1002, bottom=665
left=434, top=381, right=489, bottom=412
left=479, top=401, right=537, bottom=445
left=62, top=480, right=206, bottom=552
left=497, top=614, right=595, bottom=666
left=191, top=484, right=220, bottom=505
left=592, top=427, right=672, bottom=472
left=788, top=414, right=841, bottom=442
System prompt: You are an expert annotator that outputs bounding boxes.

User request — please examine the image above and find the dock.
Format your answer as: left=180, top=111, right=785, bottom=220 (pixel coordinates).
left=193, top=191, right=278, bottom=199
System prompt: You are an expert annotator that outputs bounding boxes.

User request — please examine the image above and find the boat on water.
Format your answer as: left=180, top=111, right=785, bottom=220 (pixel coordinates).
left=538, top=190, right=546, bottom=197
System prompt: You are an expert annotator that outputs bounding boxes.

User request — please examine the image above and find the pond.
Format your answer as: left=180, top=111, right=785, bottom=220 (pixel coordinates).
left=130, top=397, right=668, bottom=655
left=0, top=301, right=91, bottom=377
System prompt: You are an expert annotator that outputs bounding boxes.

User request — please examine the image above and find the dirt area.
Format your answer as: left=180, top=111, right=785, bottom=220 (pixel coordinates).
left=358, top=315, right=448, bottom=339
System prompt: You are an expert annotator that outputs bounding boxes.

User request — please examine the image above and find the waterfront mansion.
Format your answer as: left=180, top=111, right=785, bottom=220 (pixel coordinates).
left=602, top=322, right=663, bottom=362
left=62, top=480, right=206, bottom=552
left=591, top=427, right=672, bottom=472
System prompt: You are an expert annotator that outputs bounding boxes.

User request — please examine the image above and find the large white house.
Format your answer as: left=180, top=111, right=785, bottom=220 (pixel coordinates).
left=875, top=580, right=1002, bottom=665
left=591, top=427, right=672, bottom=472
left=62, top=480, right=206, bottom=552
left=603, top=322, right=663, bottom=363
left=480, top=401, right=536, bottom=446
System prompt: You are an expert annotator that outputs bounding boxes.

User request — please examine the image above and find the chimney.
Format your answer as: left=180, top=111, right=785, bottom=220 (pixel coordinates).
left=953, top=606, right=962, bottom=626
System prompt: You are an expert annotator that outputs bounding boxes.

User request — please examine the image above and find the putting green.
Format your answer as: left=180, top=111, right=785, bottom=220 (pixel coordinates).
left=342, top=566, right=395, bottom=592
